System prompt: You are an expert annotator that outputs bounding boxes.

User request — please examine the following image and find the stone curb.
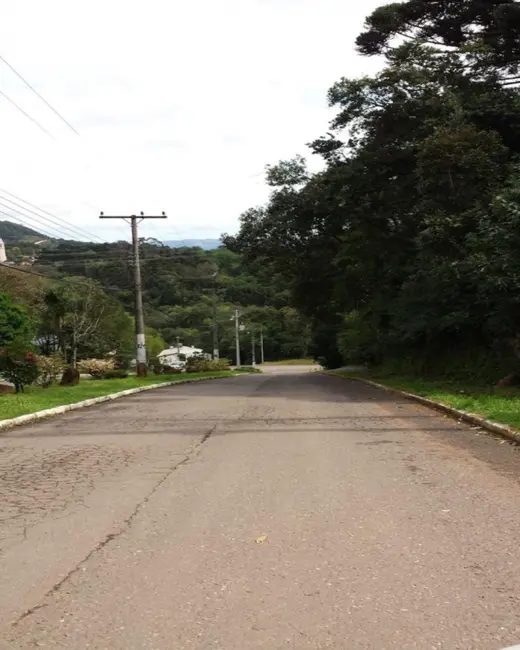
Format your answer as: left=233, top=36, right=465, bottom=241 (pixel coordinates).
left=0, top=374, right=238, bottom=433
left=332, top=373, right=520, bottom=444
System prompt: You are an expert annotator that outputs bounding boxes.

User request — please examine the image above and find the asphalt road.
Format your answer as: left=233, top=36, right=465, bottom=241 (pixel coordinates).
left=1, top=367, right=520, bottom=649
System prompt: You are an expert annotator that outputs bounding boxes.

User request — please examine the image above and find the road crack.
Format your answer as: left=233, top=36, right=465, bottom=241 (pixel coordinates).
left=12, top=424, right=220, bottom=628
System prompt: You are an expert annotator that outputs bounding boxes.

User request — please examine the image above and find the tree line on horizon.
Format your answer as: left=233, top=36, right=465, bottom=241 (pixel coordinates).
left=224, top=0, right=520, bottom=380
left=1, top=237, right=311, bottom=369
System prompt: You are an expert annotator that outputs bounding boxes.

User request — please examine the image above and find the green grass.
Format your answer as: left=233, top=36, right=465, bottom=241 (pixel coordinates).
left=0, top=372, right=237, bottom=421
left=333, top=371, right=520, bottom=431
left=262, top=358, right=315, bottom=366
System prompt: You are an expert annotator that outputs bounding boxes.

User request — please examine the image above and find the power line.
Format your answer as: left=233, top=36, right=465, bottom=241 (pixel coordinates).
left=0, top=188, right=106, bottom=243
left=0, top=196, right=104, bottom=243
left=31, top=246, right=214, bottom=258
left=34, top=251, right=215, bottom=261
left=0, top=262, right=58, bottom=281
left=0, top=203, right=83, bottom=241
left=0, top=211, right=62, bottom=241
left=0, top=55, right=80, bottom=136
left=0, top=91, right=55, bottom=139
left=0, top=262, right=122, bottom=293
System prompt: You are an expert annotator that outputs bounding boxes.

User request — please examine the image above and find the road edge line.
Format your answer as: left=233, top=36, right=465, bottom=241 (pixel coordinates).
left=0, top=374, right=238, bottom=433
left=329, top=373, right=520, bottom=444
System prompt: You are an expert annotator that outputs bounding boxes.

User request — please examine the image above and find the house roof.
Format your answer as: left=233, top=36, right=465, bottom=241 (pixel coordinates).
left=158, top=346, right=202, bottom=357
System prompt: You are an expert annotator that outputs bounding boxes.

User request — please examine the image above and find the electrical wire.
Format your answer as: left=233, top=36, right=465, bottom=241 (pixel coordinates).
left=0, top=210, right=63, bottom=241
left=0, top=202, right=87, bottom=241
left=0, top=55, right=80, bottom=136
left=78, top=199, right=129, bottom=241
left=0, top=91, right=55, bottom=139
left=0, top=196, right=104, bottom=243
left=35, top=251, right=209, bottom=266
left=0, top=262, right=122, bottom=293
left=33, top=249, right=212, bottom=260
left=0, top=188, right=107, bottom=242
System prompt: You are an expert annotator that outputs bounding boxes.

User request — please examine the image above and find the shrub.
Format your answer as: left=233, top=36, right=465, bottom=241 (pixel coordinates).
left=35, top=353, right=65, bottom=388
left=103, top=369, right=129, bottom=379
left=113, top=353, right=133, bottom=370
left=153, top=364, right=183, bottom=375
left=235, top=366, right=262, bottom=373
left=77, top=358, right=116, bottom=379
left=186, top=356, right=231, bottom=373
left=0, top=350, right=39, bottom=393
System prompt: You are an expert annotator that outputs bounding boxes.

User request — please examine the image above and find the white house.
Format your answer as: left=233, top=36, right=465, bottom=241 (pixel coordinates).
left=157, top=345, right=204, bottom=366
left=0, top=239, right=6, bottom=264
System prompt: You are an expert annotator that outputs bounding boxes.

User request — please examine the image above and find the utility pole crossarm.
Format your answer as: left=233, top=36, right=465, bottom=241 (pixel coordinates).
left=98, top=212, right=168, bottom=377
left=99, top=212, right=167, bottom=219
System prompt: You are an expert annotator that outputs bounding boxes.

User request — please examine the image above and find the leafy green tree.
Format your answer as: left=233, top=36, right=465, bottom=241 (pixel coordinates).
left=41, top=278, right=134, bottom=367
left=26, top=236, right=312, bottom=364
left=224, top=0, right=520, bottom=375
left=0, top=294, right=37, bottom=392
left=356, top=1, right=520, bottom=78
left=0, top=293, right=33, bottom=351
left=0, top=265, right=45, bottom=317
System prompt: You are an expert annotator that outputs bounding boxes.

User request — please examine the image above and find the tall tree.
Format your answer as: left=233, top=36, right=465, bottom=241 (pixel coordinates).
left=0, top=293, right=33, bottom=351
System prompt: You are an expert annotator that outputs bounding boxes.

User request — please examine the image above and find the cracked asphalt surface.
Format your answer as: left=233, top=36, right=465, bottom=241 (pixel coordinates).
left=1, top=367, right=520, bottom=649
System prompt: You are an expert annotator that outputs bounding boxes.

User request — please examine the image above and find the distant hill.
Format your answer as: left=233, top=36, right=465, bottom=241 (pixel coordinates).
left=0, top=220, right=47, bottom=244
left=0, top=222, right=222, bottom=250
left=164, top=239, right=221, bottom=250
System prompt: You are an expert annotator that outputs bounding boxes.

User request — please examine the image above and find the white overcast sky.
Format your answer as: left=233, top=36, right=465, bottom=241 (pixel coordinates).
left=0, top=0, right=385, bottom=243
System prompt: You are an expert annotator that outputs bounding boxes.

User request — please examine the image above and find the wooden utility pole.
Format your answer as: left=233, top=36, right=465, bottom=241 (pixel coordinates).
left=212, top=287, right=219, bottom=360
left=260, top=328, right=265, bottom=364
left=99, top=211, right=167, bottom=376
left=251, top=330, right=256, bottom=367
left=234, top=309, right=241, bottom=368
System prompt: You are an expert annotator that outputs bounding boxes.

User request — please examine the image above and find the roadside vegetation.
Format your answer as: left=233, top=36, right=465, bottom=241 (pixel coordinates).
left=1, top=233, right=312, bottom=367
left=0, top=372, right=238, bottom=421
left=225, top=0, right=520, bottom=388
left=6, top=1, right=520, bottom=395
left=262, top=359, right=315, bottom=366
left=0, top=229, right=309, bottom=415
left=334, top=370, right=520, bottom=432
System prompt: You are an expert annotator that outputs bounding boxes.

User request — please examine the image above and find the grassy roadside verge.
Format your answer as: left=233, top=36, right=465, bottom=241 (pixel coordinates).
left=0, top=372, right=237, bottom=421
left=331, top=370, right=520, bottom=431
left=262, top=359, right=315, bottom=366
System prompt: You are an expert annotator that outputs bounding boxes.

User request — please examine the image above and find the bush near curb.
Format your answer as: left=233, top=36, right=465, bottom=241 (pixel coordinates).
left=186, top=356, right=231, bottom=372
left=77, top=358, right=116, bottom=379
left=103, top=369, right=129, bottom=379
left=0, top=350, right=39, bottom=393
left=35, top=353, right=65, bottom=388
left=153, top=364, right=183, bottom=375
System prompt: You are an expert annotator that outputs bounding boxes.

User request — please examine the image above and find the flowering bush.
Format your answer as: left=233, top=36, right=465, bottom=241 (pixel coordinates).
left=35, top=354, right=65, bottom=388
left=186, top=356, right=231, bottom=373
left=77, top=358, right=116, bottom=379
left=0, top=350, right=39, bottom=393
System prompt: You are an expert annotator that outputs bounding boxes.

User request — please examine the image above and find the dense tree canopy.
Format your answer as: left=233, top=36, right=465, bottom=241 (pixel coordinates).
left=8, top=241, right=311, bottom=364
left=225, top=0, right=520, bottom=379
left=357, top=0, right=520, bottom=78
left=0, top=293, right=33, bottom=351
